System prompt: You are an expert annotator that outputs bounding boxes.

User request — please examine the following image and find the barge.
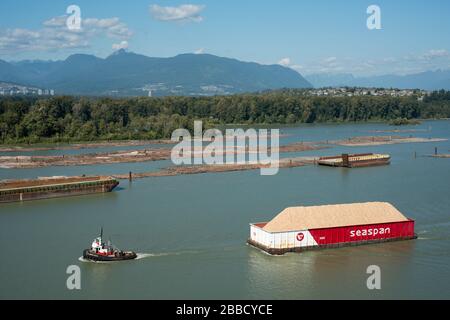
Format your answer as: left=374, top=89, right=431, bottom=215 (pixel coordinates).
left=318, top=153, right=390, bottom=168
left=0, top=176, right=119, bottom=203
left=248, top=202, right=416, bottom=255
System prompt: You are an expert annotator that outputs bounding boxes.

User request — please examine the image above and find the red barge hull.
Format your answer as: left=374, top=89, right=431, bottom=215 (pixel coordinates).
left=249, top=219, right=416, bottom=255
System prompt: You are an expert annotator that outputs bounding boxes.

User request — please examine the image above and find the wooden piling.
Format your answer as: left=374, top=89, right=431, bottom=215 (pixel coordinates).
left=129, top=171, right=133, bottom=181
left=342, top=154, right=350, bottom=167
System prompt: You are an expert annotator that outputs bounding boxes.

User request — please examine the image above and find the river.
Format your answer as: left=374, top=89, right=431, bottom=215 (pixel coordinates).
left=0, top=120, right=449, bottom=299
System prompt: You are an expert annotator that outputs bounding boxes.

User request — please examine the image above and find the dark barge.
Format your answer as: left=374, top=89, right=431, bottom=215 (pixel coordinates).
left=0, top=176, right=119, bottom=203
left=318, top=153, right=390, bottom=168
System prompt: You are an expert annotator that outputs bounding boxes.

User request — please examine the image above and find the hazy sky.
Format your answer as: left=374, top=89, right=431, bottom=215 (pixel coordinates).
left=0, top=0, right=449, bottom=76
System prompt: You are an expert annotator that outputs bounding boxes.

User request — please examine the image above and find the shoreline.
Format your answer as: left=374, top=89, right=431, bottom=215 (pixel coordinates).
left=1, top=118, right=449, bottom=151
left=1, top=134, right=446, bottom=169
left=0, top=134, right=289, bottom=153
left=327, top=136, right=447, bottom=147
left=428, top=154, right=450, bottom=158
left=112, top=157, right=318, bottom=179
left=0, top=142, right=324, bottom=169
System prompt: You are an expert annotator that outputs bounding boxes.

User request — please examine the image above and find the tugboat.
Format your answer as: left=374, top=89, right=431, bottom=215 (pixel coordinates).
left=83, top=229, right=137, bottom=262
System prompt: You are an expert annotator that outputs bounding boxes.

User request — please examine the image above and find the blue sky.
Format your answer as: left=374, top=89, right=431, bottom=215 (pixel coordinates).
left=0, top=0, right=449, bottom=76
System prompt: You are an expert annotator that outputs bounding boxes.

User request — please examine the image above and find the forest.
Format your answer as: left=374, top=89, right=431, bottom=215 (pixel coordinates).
left=1, top=89, right=449, bottom=144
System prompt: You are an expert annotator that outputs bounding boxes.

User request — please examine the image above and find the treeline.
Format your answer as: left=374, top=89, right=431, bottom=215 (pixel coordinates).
left=423, top=89, right=450, bottom=102
left=0, top=90, right=449, bottom=143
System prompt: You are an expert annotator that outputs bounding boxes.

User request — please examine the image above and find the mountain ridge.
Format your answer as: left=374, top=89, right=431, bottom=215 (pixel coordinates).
left=0, top=51, right=312, bottom=96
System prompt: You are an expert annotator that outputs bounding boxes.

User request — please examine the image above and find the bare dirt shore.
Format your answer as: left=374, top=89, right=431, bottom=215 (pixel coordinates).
left=0, top=142, right=324, bottom=169
left=329, top=136, right=447, bottom=147
left=112, top=157, right=318, bottom=179
left=428, top=154, right=450, bottom=158
left=0, top=149, right=170, bottom=169
left=368, top=129, right=429, bottom=133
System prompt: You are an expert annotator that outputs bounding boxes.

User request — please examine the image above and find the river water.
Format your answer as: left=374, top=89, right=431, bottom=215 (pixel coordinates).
left=0, top=120, right=449, bottom=299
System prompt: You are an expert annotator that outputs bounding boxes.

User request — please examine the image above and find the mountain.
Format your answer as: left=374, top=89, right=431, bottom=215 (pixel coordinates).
left=0, top=59, right=21, bottom=83
left=306, top=70, right=450, bottom=90
left=0, top=50, right=312, bottom=96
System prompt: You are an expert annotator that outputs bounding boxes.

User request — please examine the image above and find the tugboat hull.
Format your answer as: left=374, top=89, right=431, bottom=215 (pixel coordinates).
left=83, top=249, right=137, bottom=262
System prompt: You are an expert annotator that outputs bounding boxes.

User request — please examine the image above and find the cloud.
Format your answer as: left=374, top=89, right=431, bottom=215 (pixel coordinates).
left=324, top=56, right=337, bottom=63
left=277, top=58, right=305, bottom=74
left=291, top=64, right=304, bottom=70
left=298, top=56, right=362, bottom=75
left=280, top=49, right=450, bottom=77
left=300, top=57, right=344, bottom=74
left=0, top=15, right=132, bottom=54
left=422, top=49, right=449, bottom=60
left=150, top=4, right=205, bottom=23
left=112, top=40, right=129, bottom=50
left=382, top=57, right=396, bottom=63
left=278, top=57, right=291, bottom=67
left=194, top=48, right=205, bottom=54
left=300, top=49, right=450, bottom=76
left=84, top=17, right=133, bottom=39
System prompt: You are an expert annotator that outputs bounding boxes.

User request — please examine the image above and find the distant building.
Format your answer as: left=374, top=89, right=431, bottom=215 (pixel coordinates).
left=304, top=87, right=425, bottom=98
